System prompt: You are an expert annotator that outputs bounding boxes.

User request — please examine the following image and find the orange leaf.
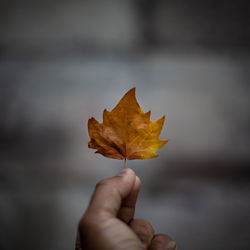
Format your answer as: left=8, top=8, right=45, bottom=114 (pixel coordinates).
left=88, top=88, right=168, bottom=161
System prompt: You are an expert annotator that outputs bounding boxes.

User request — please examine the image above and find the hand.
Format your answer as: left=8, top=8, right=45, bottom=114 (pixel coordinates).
left=76, top=168, right=178, bottom=250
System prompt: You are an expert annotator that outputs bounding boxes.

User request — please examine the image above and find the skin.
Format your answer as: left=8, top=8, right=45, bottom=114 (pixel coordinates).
left=76, top=168, right=178, bottom=250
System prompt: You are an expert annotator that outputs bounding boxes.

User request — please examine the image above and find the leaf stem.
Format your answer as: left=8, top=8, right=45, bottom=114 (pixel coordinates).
left=124, top=158, right=127, bottom=169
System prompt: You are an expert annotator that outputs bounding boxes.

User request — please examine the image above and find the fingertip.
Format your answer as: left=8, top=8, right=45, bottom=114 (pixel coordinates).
left=117, top=168, right=135, bottom=177
left=149, top=234, right=177, bottom=250
left=135, top=176, right=141, bottom=192
left=116, top=168, right=137, bottom=188
left=135, top=175, right=141, bottom=186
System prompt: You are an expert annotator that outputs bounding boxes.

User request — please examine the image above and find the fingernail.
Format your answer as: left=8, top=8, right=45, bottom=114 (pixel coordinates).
left=167, top=241, right=177, bottom=250
left=117, top=169, right=129, bottom=176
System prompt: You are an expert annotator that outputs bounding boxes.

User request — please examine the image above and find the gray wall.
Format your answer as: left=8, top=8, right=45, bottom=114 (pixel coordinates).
left=1, top=1, right=250, bottom=249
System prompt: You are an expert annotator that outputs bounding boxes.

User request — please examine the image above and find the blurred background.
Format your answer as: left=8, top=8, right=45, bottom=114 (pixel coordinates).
left=0, top=0, right=250, bottom=249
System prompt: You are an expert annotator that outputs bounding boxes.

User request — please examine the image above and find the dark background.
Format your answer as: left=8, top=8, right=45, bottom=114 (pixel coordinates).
left=1, top=1, right=250, bottom=249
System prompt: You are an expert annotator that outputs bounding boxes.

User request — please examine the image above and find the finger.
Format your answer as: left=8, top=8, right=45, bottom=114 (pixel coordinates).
left=129, top=218, right=155, bottom=249
left=149, top=234, right=178, bottom=250
left=117, top=176, right=141, bottom=223
left=84, top=168, right=136, bottom=220
left=75, top=230, right=82, bottom=250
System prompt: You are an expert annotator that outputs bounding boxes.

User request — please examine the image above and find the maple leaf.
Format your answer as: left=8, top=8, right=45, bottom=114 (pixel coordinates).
left=88, top=88, right=168, bottom=164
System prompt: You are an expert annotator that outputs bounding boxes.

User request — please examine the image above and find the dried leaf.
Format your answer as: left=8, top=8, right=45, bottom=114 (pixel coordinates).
left=88, top=87, right=168, bottom=161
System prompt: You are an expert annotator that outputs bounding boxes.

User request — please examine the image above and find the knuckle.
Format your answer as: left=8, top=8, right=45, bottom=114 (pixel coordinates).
left=78, top=215, right=89, bottom=231
left=95, top=179, right=118, bottom=197
left=78, top=215, right=97, bottom=237
left=135, top=176, right=141, bottom=186
left=153, top=234, right=171, bottom=243
left=95, top=179, right=109, bottom=189
left=151, top=234, right=177, bottom=250
left=130, top=218, right=155, bottom=237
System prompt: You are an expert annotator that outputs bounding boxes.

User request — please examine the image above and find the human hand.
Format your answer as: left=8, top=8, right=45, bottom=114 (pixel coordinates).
left=76, top=168, right=178, bottom=250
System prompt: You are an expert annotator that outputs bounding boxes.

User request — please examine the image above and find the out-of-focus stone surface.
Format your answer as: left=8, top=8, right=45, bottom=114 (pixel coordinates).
left=1, top=1, right=250, bottom=250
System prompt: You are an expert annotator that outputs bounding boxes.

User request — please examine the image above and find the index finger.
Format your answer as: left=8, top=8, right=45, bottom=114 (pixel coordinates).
left=117, top=175, right=141, bottom=223
left=85, top=168, right=136, bottom=220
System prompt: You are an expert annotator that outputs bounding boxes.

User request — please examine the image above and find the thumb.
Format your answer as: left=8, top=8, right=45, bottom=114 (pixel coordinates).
left=85, top=168, right=136, bottom=219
